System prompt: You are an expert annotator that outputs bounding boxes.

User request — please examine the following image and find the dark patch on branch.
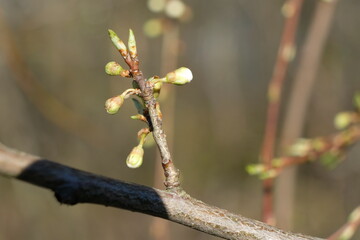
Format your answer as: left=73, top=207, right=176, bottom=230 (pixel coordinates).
left=17, top=160, right=169, bottom=218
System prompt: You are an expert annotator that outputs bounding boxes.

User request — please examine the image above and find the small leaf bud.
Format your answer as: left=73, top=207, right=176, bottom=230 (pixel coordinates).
left=128, top=29, right=137, bottom=58
left=108, top=29, right=128, bottom=57
left=164, top=67, right=193, bottom=85
left=105, top=95, right=124, bottom=114
left=334, top=112, right=353, bottom=130
left=126, top=145, right=144, bottom=168
left=153, top=81, right=162, bottom=99
left=105, top=61, right=129, bottom=77
left=246, top=164, right=265, bottom=175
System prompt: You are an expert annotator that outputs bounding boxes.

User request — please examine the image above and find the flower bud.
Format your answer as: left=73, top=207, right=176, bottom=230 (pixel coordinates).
left=289, top=138, right=310, bottom=157
left=153, top=81, right=162, bottom=99
left=126, top=145, right=144, bottom=168
left=105, top=95, right=124, bottom=114
left=246, top=164, right=265, bottom=175
left=334, top=112, right=353, bottom=130
left=108, top=29, right=128, bottom=57
left=164, top=67, right=193, bottom=85
left=128, top=29, right=137, bottom=58
left=105, top=61, right=128, bottom=76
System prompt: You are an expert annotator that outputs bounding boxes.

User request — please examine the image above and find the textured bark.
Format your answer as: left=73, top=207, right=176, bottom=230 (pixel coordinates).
left=0, top=144, right=323, bottom=240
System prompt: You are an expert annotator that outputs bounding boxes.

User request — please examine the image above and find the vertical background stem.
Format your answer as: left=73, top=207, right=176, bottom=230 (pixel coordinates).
left=260, top=0, right=304, bottom=225
left=276, top=0, right=339, bottom=230
left=149, top=23, right=180, bottom=240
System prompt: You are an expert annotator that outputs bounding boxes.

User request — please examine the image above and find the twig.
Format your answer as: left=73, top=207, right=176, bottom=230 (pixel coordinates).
left=109, top=30, right=181, bottom=190
left=249, top=125, right=360, bottom=179
left=328, top=206, right=360, bottom=240
left=276, top=0, right=340, bottom=229
left=0, top=143, right=323, bottom=240
left=260, top=0, right=304, bottom=225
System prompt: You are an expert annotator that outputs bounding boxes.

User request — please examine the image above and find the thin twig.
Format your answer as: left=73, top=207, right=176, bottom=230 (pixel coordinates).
left=328, top=206, right=360, bottom=240
left=0, top=143, right=323, bottom=240
left=256, top=125, right=360, bottom=178
left=260, top=0, right=304, bottom=225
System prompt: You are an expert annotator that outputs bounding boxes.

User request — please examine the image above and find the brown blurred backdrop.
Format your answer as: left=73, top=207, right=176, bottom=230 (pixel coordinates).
left=0, top=0, right=360, bottom=239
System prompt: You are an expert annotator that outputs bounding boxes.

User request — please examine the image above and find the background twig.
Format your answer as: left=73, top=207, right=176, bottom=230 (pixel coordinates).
left=276, top=0, right=340, bottom=229
left=260, top=0, right=304, bottom=225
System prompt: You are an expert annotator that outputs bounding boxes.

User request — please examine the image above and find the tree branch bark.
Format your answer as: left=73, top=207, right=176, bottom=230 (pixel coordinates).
left=0, top=143, right=323, bottom=240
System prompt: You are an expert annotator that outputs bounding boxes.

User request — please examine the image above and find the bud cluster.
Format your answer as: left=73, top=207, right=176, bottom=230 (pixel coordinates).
left=104, top=29, right=194, bottom=169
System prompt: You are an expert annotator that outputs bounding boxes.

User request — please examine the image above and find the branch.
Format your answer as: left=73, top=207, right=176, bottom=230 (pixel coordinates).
left=277, top=0, right=340, bottom=229
left=260, top=0, right=304, bottom=224
left=248, top=125, right=360, bottom=179
left=328, top=206, right=360, bottom=240
left=0, top=143, right=323, bottom=240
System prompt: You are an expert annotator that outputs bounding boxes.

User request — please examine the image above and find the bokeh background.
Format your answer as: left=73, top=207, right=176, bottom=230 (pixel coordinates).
left=1, top=0, right=360, bottom=239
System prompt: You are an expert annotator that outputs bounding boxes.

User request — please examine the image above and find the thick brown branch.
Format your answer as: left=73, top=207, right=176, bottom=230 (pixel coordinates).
left=0, top=143, right=323, bottom=240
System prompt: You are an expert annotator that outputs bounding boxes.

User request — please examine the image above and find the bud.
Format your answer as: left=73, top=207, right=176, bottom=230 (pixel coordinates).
left=130, top=114, right=148, bottom=123
left=105, top=95, right=124, bottom=114
left=126, top=145, right=144, bottom=168
left=105, top=61, right=129, bottom=77
left=153, top=81, right=162, bottom=99
left=289, top=138, right=310, bottom=157
left=108, top=29, right=128, bottom=57
left=334, top=112, right=353, bottom=130
left=128, top=29, right=137, bottom=58
left=246, top=164, right=265, bottom=175
left=163, top=67, right=193, bottom=85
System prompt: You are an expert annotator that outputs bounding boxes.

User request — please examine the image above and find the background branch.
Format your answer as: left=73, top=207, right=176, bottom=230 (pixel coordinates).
left=276, top=0, right=340, bottom=229
left=260, top=0, right=304, bottom=225
left=0, top=143, right=323, bottom=240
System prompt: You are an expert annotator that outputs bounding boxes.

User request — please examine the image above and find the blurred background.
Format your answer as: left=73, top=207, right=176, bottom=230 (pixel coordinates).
left=0, top=0, right=360, bottom=239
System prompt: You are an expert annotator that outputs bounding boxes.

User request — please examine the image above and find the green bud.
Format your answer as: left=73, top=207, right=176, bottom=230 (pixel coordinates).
left=108, top=29, right=128, bottom=57
left=126, top=145, right=144, bottom=168
left=334, top=112, right=353, bottom=130
left=163, top=67, right=193, bottom=85
left=105, top=95, right=124, bottom=114
left=153, top=81, right=162, bottom=99
left=320, top=151, right=341, bottom=169
left=128, top=29, right=137, bottom=58
left=105, top=61, right=128, bottom=76
left=246, top=164, right=265, bottom=175
left=130, top=114, right=147, bottom=123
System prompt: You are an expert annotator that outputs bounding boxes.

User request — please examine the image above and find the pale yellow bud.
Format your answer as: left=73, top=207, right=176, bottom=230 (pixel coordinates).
left=105, top=95, right=124, bottom=114
left=164, top=67, right=193, bottom=85
left=126, top=145, right=144, bottom=168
